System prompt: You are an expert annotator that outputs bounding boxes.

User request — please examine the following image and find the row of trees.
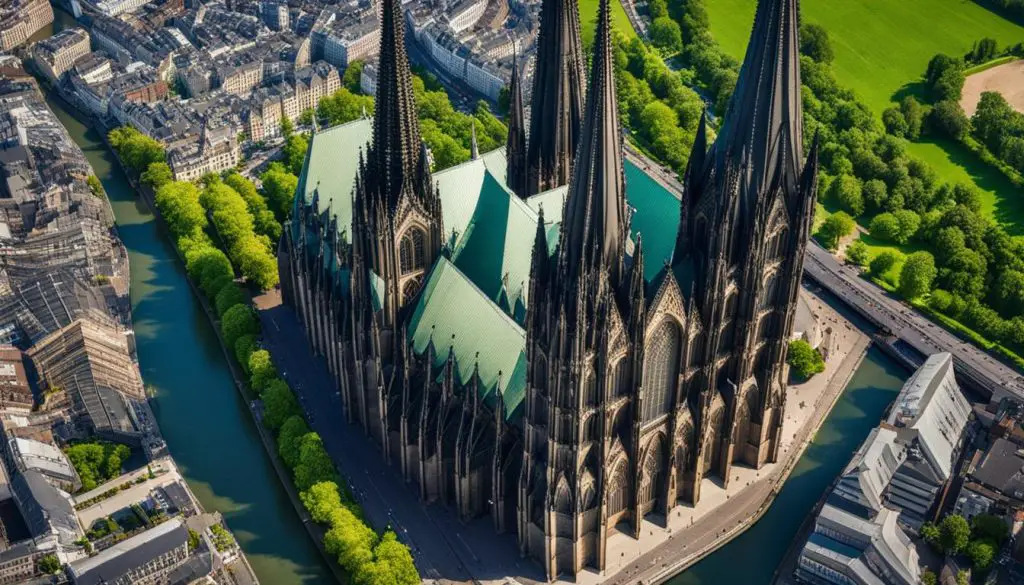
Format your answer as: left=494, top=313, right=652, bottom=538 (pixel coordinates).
left=614, top=34, right=705, bottom=174
left=229, top=305, right=419, bottom=584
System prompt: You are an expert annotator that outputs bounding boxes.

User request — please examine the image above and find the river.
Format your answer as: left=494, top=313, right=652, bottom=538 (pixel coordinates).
left=33, top=11, right=908, bottom=584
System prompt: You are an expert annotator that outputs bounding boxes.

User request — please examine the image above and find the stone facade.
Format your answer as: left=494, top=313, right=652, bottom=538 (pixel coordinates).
left=279, top=0, right=818, bottom=579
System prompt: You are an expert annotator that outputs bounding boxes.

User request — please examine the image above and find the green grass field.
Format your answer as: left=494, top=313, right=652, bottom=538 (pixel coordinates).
left=705, top=0, right=1024, bottom=113
left=578, top=0, right=637, bottom=45
left=705, top=0, right=1024, bottom=234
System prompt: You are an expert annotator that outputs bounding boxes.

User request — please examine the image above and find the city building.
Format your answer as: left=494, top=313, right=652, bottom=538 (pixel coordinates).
left=795, top=353, right=971, bottom=585
left=66, top=517, right=190, bottom=585
left=0, top=346, right=33, bottom=410
left=6, top=437, right=81, bottom=493
left=168, top=124, right=239, bottom=181
left=260, top=0, right=289, bottom=31
left=279, top=0, right=818, bottom=578
left=0, top=0, right=54, bottom=53
left=318, top=10, right=379, bottom=69
left=31, top=28, right=92, bottom=85
left=83, top=0, right=154, bottom=17
left=27, top=318, right=145, bottom=441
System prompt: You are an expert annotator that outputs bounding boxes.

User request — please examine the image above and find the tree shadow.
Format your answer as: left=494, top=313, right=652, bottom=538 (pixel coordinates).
left=890, top=80, right=930, bottom=105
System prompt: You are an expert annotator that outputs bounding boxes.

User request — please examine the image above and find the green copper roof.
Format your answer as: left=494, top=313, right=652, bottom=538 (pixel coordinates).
left=296, top=118, right=374, bottom=236
left=408, top=256, right=527, bottom=420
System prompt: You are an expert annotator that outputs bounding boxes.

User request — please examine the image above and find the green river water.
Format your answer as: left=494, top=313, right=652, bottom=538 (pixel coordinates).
left=35, top=11, right=909, bottom=584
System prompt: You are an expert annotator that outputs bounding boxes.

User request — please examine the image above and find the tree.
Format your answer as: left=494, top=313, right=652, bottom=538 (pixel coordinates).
left=280, top=116, right=294, bottom=140
left=248, top=350, right=278, bottom=394
left=939, top=514, right=971, bottom=554
left=232, top=234, right=279, bottom=290
left=108, top=127, right=165, bottom=175
left=869, top=212, right=901, bottom=242
left=155, top=181, right=207, bottom=238
left=882, top=107, right=908, bottom=137
left=957, top=570, right=969, bottom=585
left=925, top=54, right=965, bottom=101
left=972, top=513, right=1009, bottom=546
left=921, top=521, right=941, bottom=549
left=360, top=531, right=420, bottom=585
left=283, top=133, right=309, bottom=176
left=235, top=335, right=258, bottom=373
left=37, top=554, right=60, bottom=575
left=650, top=17, right=683, bottom=54
left=278, top=415, right=311, bottom=469
left=224, top=172, right=280, bottom=241
left=930, top=100, right=970, bottom=140
left=817, top=211, right=856, bottom=250
left=648, top=0, right=667, bottom=18
left=221, top=304, right=258, bottom=350
left=846, top=240, right=869, bottom=266
left=967, top=539, right=995, bottom=571
left=343, top=61, right=366, bottom=93
left=921, top=569, right=937, bottom=585
left=787, top=339, right=824, bottom=379
left=300, top=481, right=343, bottom=524
left=324, top=505, right=376, bottom=573
left=993, top=270, right=1024, bottom=317
left=901, top=96, right=926, bottom=140
left=899, top=251, right=937, bottom=299
left=294, top=432, right=337, bottom=491
left=892, top=209, right=921, bottom=244
left=299, top=109, right=315, bottom=126
left=263, top=379, right=300, bottom=430
left=215, top=283, right=245, bottom=317
left=870, top=250, right=903, bottom=277
left=863, top=179, right=888, bottom=211
left=184, top=245, right=233, bottom=294
left=260, top=163, right=300, bottom=221
left=141, top=162, right=173, bottom=189
left=829, top=175, right=864, bottom=216
left=188, top=529, right=201, bottom=551
left=799, top=23, right=833, bottom=64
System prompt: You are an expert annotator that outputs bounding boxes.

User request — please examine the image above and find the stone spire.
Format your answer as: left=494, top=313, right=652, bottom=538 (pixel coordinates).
left=557, top=0, right=626, bottom=286
left=524, top=0, right=585, bottom=196
left=714, top=0, right=804, bottom=203
left=505, top=47, right=528, bottom=197
left=367, top=0, right=427, bottom=210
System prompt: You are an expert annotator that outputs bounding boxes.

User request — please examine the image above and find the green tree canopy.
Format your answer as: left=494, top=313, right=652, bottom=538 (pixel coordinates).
left=215, top=283, right=246, bottom=318
left=294, top=432, right=337, bottom=491
left=870, top=250, right=903, bottom=278
left=787, top=339, right=824, bottom=379
left=967, top=539, right=995, bottom=571
left=141, top=162, right=174, bottom=189
left=108, top=127, right=166, bottom=175
left=939, top=514, right=971, bottom=554
left=263, top=379, right=300, bottom=431
left=650, top=17, right=683, bottom=54
left=300, top=481, right=343, bottom=524
left=899, top=251, right=937, bottom=299
left=221, top=304, right=259, bottom=350
left=155, top=181, right=207, bottom=238
left=278, top=415, right=311, bottom=470
left=260, top=163, right=300, bottom=221
left=248, top=350, right=278, bottom=394
left=846, top=240, right=869, bottom=266
left=817, top=211, right=856, bottom=251
left=799, top=23, right=833, bottom=64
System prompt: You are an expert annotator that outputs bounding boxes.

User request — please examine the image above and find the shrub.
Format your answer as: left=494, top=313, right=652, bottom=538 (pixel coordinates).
left=215, top=284, right=246, bottom=318
left=787, top=339, right=824, bottom=379
left=221, top=305, right=258, bottom=350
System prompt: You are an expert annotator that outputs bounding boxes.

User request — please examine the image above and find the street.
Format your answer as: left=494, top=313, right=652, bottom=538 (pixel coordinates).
left=255, top=295, right=542, bottom=585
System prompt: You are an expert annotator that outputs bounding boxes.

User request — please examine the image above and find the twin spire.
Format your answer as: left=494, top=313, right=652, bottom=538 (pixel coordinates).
left=557, top=0, right=626, bottom=286
left=367, top=0, right=428, bottom=210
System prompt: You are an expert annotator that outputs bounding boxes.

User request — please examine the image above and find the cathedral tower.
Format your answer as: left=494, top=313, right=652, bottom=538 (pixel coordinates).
left=671, top=0, right=818, bottom=501
left=523, top=0, right=586, bottom=196
left=506, top=50, right=528, bottom=197
left=348, top=0, right=444, bottom=445
left=518, top=0, right=635, bottom=576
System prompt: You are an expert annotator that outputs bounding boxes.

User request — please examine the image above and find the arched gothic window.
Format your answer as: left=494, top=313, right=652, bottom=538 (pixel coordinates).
left=554, top=477, right=572, bottom=514
left=580, top=470, right=597, bottom=511
left=760, top=272, right=780, bottom=310
left=642, top=322, right=682, bottom=422
left=610, top=359, right=629, bottom=398
left=399, top=228, right=427, bottom=274
left=402, top=278, right=422, bottom=303
left=607, top=460, right=630, bottom=516
left=583, top=370, right=597, bottom=407
left=640, top=440, right=664, bottom=508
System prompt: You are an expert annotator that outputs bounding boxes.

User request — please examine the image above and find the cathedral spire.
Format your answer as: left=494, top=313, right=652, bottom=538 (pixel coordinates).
left=524, top=0, right=586, bottom=195
left=557, top=0, right=626, bottom=286
left=715, top=0, right=803, bottom=194
left=369, top=0, right=426, bottom=209
left=506, top=47, right=528, bottom=197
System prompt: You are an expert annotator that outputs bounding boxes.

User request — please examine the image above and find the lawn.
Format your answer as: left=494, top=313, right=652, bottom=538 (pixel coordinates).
left=578, top=0, right=637, bottom=46
left=705, top=0, right=1024, bottom=113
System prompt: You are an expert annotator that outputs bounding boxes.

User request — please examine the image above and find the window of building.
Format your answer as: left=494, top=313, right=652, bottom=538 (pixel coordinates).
left=642, top=321, right=682, bottom=422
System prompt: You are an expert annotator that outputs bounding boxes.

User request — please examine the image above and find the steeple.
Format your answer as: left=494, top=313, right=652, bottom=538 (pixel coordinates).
left=367, top=0, right=427, bottom=210
left=506, top=48, right=528, bottom=197
left=557, top=0, right=626, bottom=286
left=524, top=0, right=586, bottom=195
left=714, top=0, right=803, bottom=199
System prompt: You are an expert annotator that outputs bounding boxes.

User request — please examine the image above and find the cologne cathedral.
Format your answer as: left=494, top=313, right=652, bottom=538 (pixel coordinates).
left=278, top=0, right=818, bottom=577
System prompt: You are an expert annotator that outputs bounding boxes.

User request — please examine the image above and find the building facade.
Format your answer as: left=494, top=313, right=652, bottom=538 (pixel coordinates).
left=279, top=0, right=818, bottom=579
left=32, top=28, right=92, bottom=85
left=0, top=0, right=54, bottom=52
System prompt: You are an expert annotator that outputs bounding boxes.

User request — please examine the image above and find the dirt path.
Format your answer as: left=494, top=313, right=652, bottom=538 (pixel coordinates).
left=961, top=59, right=1024, bottom=117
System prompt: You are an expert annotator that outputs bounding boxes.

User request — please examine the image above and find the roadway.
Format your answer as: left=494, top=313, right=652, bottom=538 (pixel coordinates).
left=802, top=242, right=1024, bottom=401
left=254, top=294, right=544, bottom=585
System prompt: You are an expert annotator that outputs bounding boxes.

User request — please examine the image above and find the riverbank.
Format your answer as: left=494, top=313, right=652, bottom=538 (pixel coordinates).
left=105, top=135, right=348, bottom=585
left=40, top=89, right=334, bottom=583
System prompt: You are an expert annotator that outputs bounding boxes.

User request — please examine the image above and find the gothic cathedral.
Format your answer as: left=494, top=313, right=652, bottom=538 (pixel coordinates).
left=278, top=0, right=819, bottom=578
